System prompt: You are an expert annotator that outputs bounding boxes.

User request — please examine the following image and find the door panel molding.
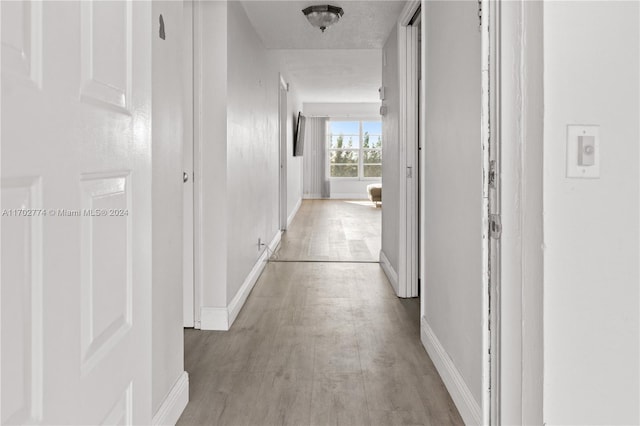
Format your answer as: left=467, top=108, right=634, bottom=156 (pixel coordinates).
left=0, top=1, right=43, bottom=88
left=0, top=177, right=44, bottom=424
left=80, top=172, right=132, bottom=376
left=2, top=1, right=153, bottom=422
left=100, top=382, right=132, bottom=426
left=79, top=0, right=132, bottom=113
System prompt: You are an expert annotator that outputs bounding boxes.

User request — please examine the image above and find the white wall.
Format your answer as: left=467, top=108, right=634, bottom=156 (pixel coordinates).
left=226, top=0, right=280, bottom=303
left=381, top=24, right=400, bottom=274
left=194, top=2, right=303, bottom=328
left=303, top=102, right=380, bottom=118
left=422, top=0, right=484, bottom=410
left=195, top=1, right=228, bottom=311
left=151, top=0, right=186, bottom=417
left=542, top=2, right=640, bottom=424
left=283, top=79, right=304, bottom=224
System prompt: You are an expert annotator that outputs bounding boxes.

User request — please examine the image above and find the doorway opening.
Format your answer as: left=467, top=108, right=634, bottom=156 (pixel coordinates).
left=295, top=114, right=383, bottom=262
left=401, top=1, right=500, bottom=424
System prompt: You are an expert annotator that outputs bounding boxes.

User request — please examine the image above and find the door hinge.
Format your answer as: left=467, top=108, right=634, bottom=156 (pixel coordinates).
left=477, top=0, right=482, bottom=31
left=489, top=214, right=502, bottom=239
left=406, top=166, right=413, bottom=178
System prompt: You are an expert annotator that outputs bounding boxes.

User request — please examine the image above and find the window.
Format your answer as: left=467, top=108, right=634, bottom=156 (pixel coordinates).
left=328, top=120, right=382, bottom=178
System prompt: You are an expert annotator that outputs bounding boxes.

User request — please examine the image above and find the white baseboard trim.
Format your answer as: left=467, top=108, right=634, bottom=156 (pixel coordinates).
left=379, top=250, right=399, bottom=295
left=200, top=231, right=281, bottom=331
left=152, top=371, right=189, bottom=426
left=286, top=198, right=302, bottom=228
left=200, top=306, right=228, bottom=331
left=420, top=317, right=482, bottom=425
left=228, top=231, right=281, bottom=327
left=303, top=193, right=323, bottom=199
left=329, top=193, right=368, bottom=200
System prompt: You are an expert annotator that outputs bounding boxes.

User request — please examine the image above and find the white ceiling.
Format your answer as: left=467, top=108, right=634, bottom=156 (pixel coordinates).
left=273, top=49, right=381, bottom=103
left=241, top=1, right=406, bottom=49
left=241, top=1, right=406, bottom=103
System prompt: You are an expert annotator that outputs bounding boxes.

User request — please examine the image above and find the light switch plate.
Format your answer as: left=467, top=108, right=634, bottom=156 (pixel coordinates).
left=567, top=125, right=600, bottom=178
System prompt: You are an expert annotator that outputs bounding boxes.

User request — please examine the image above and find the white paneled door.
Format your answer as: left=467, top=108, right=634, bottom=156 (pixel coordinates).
left=1, top=1, right=153, bottom=424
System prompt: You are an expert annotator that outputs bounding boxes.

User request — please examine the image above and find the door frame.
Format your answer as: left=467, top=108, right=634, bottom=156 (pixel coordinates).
left=486, top=0, right=499, bottom=422
left=492, top=0, right=545, bottom=424
left=278, top=74, right=288, bottom=231
left=397, top=0, right=420, bottom=299
left=191, top=0, right=203, bottom=329
left=413, top=0, right=498, bottom=423
left=481, top=0, right=493, bottom=422
left=182, top=0, right=195, bottom=328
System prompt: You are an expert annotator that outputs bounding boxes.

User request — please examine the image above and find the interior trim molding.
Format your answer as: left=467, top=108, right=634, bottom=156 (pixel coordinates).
left=379, top=250, right=399, bottom=295
left=200, top=231, right=281, bottom=331
left=420, top=316, right=482, bottom=425
left=398, top=0, right=421, bottom=26
left=286, top=198, right=302, bottom=229
left=302, top=193, right=324, bottom=199
left=396, top=10, right=420, bottom=300
left=199, top=306, right=228, bottom=331
left=227, top=231, right=281, bottom=327
left=152, top=371, right=189, bottom=426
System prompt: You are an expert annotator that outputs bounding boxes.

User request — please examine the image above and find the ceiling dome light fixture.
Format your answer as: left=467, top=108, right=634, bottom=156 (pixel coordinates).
left=302, top=5, right=344, bottom=33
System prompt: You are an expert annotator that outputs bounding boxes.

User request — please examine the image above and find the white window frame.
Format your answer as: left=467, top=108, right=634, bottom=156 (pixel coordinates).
left=327, top=118, right=382, bottom=181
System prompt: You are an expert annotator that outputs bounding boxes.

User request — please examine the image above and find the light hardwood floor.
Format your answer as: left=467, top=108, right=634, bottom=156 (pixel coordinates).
left=276, top=200, right=381, bottom=262
left=178, top=200, right=463, bottom=426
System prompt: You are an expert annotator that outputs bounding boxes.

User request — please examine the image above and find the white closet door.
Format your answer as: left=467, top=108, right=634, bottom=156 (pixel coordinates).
left=1, top=1, right=153, bottom=424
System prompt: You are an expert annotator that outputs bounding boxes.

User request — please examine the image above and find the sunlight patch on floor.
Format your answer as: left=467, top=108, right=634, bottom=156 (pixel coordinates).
left=343, top=200, right=377, bottom=207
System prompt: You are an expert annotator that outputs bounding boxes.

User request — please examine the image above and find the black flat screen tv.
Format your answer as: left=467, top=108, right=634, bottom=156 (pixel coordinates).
left=293, top=112, right=305, bottom=156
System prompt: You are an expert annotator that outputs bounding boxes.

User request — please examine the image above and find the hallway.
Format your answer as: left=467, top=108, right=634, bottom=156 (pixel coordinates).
left=277, top=200, right=381, bottom=262
left=178, top=200, right=462, bottom=426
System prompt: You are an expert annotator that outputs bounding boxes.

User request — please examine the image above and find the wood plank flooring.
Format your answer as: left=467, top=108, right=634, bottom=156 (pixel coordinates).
left=275, top=200, right=381, bottom=262
left=178, top=200, right=463, bottom=426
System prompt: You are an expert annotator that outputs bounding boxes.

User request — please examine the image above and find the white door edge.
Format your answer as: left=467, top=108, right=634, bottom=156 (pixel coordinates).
left=397, top=1, right=420, bottom=299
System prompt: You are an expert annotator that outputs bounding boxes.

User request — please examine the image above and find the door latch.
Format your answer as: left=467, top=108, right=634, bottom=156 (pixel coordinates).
left=488, top=160, right=497, bottom=189
left=489, top=214, right=502, bottom=239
